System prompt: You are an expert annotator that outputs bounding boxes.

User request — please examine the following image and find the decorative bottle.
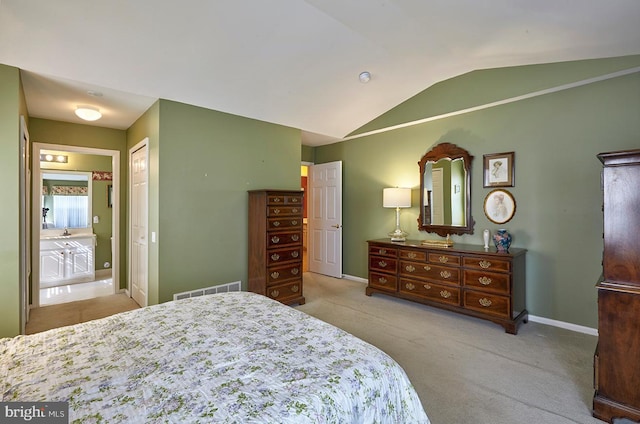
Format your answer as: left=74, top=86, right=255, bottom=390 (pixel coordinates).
left=483, top=229, right=490, bottom=249
left=493, top=229, right=512, bottom=252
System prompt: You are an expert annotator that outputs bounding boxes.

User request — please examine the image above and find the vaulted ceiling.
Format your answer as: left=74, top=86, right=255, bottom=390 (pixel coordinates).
left=2, top=1, right=639, bottom=145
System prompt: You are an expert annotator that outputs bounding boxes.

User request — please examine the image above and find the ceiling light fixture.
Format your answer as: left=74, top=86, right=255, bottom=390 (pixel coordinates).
left=75, top=106, right=102, bottom=121
left=359, top=71, right=371, bottom=83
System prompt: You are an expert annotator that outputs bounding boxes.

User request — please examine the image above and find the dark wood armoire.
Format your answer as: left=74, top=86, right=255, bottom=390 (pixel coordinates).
left=593, top=149, right=640, bottom=423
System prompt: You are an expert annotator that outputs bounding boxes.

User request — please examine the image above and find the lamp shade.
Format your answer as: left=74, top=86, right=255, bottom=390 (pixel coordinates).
left=383, top=187, right=411, bottom=208
left=75, top=106, right=102, bottom=121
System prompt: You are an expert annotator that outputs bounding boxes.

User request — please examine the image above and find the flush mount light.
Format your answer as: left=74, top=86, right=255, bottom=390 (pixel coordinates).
left=359, top=71, right=371, bottom=83
left=40, top=154, right=68, bottom=163
left=75, top=106, right=102, bottom=121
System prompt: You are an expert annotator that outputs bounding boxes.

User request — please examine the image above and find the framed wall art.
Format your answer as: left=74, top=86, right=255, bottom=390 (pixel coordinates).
left=483, top=151, right=514, bottom=187
left=484, top=189, right=516, bottom=224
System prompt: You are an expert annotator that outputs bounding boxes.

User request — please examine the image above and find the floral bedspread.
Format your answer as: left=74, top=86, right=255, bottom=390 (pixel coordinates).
left=1, top=292, right=429, bottom=423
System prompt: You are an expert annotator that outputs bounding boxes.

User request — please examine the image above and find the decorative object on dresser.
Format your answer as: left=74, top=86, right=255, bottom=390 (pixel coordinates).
left=367, top=239, right=527, bottom=334
left=483, top=151, right=515, bottom=187
left=418, top=143, right=474, bottom=237
left=248, top=189, right=305, bottom=306
left=483, top=189, right=516, bottom=224
left=493, top=229, right=512, bottom=253
left=383, top=187, right=412, bottom=242
left=592, top=149, right=640, bottom=423
left=483, top=229, right=491, bottom=249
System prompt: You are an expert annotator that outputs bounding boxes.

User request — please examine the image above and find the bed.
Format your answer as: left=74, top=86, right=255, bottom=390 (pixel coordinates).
left=1, top=291, right=430, bottom=423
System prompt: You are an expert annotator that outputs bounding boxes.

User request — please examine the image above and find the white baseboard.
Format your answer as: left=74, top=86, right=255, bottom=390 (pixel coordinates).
left=349, top=275, right=598, bottom=336
left=528, top=315, right=598, bottom=336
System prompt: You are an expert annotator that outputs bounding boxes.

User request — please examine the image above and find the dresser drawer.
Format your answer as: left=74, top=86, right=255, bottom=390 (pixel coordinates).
left=428, top=252, right=460, bottom=266
left=267, top=246, right=302, bottom=266
left=463, top=270, right=510, bottom=294
left=400, top=278, right=460, bottom=306
left=267, top=217, right=302, bottom=231
left=370, top=256, right=397, bottom=274
left=399, top=249, right=427, bottom=261
left=267, top=263, right=302, bottom=285
left=464, top=290, right=510, bottom=318
left=267, top=232, right=302, bottom=248
left=268, top=194, right=303, bottom=205
left=266, top=279, right=303, bottom=302
left=400, top=261, right=459, bottom=285
left=369, top=245, right=398, bottom=258
left=267, top=205, right=303, bottom=217
left=369, top=272, right=398, bottom=292
left=463, top=256, right=511, bottom=273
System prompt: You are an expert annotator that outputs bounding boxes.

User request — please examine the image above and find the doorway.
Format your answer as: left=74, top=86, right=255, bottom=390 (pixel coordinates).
left=31, top=143, right=120, bottom=308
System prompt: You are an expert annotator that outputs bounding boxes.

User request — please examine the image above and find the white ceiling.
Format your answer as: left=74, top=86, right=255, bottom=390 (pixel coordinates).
left=2, top=1, right=639, bottom=146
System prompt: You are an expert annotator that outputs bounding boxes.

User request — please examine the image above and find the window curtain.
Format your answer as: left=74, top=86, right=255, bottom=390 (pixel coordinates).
left=53, top=196, right=89, bottom=228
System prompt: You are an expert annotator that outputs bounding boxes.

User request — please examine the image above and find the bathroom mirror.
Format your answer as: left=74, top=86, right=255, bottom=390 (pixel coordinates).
left=418, top=142, right=475, bottom=237
left=41, top=170, right=92, bottom=230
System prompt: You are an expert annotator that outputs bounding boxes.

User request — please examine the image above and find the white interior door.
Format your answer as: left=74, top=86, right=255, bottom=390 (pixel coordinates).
left=431, top=168, right=444, bottom=225
left=309, top=161, right=342, bottom=278
left=19, top=116, right=30, bottom=333
left=130, top=141, right=148, bottom=307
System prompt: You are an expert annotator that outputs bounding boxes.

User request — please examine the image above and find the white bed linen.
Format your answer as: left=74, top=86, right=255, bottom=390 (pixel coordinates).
left=1, top=292, right=429, bottom=423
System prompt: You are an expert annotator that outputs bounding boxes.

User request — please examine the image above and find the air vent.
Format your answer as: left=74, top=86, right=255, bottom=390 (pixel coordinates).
left=173, top=281, right=242, bottom=301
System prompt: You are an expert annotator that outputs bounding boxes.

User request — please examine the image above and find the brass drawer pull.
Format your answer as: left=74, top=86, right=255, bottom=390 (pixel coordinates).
left=478, top=276, right=492, bottom=285
left=273, top=208, right=281, bottom=214
left=292, top=235, right=299, bottom=241
left=291, top=285, right=299, bottom=293
left=378, top=277, right=388, bottom=284
left=291, top=251, right=299, bottom=258
left=291, top=220, right=298, bottom=225
left=407, top=252, right=417, bottom=259
left=273, top=221, right=280, bottom=227
left=405, top=283, right=416, bottom=291
left=479, top=298, right=492, bottom=307
left=440, top=290, right=452, bottom=299
left=271, top=272, right=280, bottom=279
left=291, top=268, right=299, bottom=275
left=439, top=256, right=448, bottom=263
left=292, top=208, right=299, bottom=213
left=271, top=236, right=280, bottom=244
left=479, top=260, right=491, bottom=269
left=405, top=265, right=416, bottom=272
left=423, top=284, right=431, bottom=290
left=291, top=197, right=299, bottom=203
left=271, top=289, right=280, bottom=297
left=378, top=249, right=387, bottom=255
left=440, top=270, right=452, bottom=279
left=423, top=265, right=431, bottom=271
left=271, top=253, right=280, bottom=261
left=378, top=261, right=388, bottom=268
left=273, top=198, right=282, bottom=203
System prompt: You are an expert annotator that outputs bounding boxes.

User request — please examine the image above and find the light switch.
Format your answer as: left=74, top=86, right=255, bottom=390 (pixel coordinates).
left=93, top=216, right=99, bottom=224
left=151, top=232, right=156, bottom=243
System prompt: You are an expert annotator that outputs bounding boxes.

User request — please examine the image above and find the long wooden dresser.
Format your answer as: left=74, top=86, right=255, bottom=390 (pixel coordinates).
left=248, top=190, right=305, bottom=306
left=367, top=239, right=527, bottom=334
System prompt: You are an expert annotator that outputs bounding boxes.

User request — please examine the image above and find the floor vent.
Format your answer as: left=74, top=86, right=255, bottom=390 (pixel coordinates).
left=173, top=281, right=242, bottom=301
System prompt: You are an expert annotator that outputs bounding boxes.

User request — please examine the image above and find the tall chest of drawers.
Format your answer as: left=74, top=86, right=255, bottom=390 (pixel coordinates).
left=367, top=239, right=527, bottom=334
left=248, top=190, right=305, bottom=306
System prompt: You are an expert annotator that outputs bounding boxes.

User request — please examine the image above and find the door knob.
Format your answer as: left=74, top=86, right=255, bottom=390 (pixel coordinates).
left=331, top=224, right=342, bottom=228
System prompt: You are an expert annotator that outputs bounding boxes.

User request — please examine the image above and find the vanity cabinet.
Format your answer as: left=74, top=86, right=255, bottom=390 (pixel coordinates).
left=248, top=190, right=305, bottom=306
left=367, top=239, right=527, bottom=334
left=40, top=235, right=96, bottom=284
left=593, top=149, right=640, bottom=423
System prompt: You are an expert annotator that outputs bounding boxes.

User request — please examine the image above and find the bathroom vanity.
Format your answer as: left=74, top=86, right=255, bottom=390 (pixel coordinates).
left=40, top=234, right=96, bottom=284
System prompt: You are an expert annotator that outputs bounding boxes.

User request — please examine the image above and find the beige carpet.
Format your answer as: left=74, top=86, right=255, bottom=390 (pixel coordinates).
left=26, top=293, right=140, bottom=334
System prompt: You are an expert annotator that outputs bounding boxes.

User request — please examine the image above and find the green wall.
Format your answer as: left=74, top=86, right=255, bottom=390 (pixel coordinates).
left=0, top=64, right=22, bottom=337
left=128, top=99, right=301, bottom=304
left=317, top=55, right=640, bottom=328
left=28, top=119, right=128, bottom=287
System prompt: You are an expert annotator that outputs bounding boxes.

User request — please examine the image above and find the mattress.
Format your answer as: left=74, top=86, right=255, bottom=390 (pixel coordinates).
left=1, top=291, right=429, bottom=423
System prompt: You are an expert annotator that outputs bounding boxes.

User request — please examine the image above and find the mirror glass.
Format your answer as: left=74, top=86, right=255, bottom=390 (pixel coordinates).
left=41, top=170, right=92, bottom=230
left=418, top=143, right=475, bottom=237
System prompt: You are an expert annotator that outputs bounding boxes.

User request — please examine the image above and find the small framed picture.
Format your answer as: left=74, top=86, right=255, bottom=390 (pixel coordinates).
left=484, top=189, right=516, bottom=224
left=483, top=152, right=514, bottom=187
left=107, top=185, right=113, bottom=208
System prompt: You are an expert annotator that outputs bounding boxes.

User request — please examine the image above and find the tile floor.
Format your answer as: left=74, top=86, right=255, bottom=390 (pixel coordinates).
left=39, top=277, right=115, bottom=306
